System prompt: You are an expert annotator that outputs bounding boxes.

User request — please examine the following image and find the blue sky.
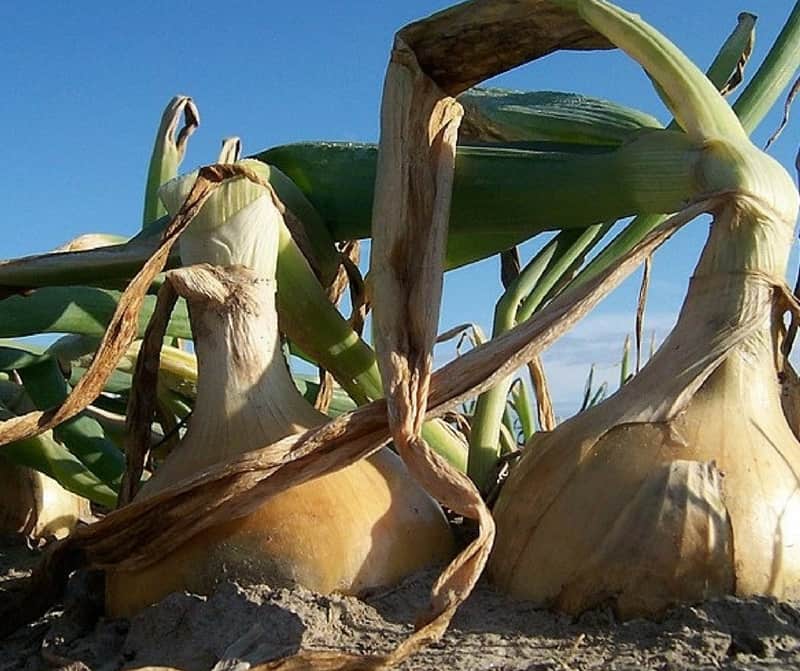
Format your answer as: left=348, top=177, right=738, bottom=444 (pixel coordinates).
left=2, top=1, right=798, bottom=416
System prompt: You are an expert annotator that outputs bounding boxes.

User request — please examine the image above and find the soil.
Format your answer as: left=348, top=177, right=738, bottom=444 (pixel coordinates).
left=2, top=534, right=800, bottom=671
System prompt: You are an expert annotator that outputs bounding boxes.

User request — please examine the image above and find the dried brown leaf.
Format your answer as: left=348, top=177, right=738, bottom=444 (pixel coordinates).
left=435, top=323, right=485, bottom=349
left=341, top=242, right=368, bottom=336
left=313, top=368, right=335, bottom=414
left=528, top=356, right=556, bottom=432
left=635, top=256, right=652, bottom=373
left=119, top=281, right=180, bottom=506
left=165, top=96, right=200, bottom=157
left=369, top=35, right=495, bottom=668
left=325, top=242, right=358, bottom=308
left=765, top=76, right=800, bottom=150
left=398, top=0, right=612, bottom=95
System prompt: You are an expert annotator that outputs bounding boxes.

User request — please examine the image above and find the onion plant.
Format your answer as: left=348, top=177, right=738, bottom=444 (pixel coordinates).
left=0, top=2, right=797, bottom=670
left=490, top=0, right=800, bottom=618
left=106, top=163, right=454, bottom=616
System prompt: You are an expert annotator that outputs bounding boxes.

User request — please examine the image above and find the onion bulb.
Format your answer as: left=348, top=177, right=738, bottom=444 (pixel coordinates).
left=491, top=188, right=800, bottom=621
left=106, top=164, right=453, bottom=617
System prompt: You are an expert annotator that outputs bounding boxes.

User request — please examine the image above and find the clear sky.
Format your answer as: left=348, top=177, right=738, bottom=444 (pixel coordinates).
left=2, top=1, right=798, bottom=416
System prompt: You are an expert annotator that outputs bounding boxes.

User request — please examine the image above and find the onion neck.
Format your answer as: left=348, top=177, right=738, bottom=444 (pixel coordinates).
left=634, top=175, right=797, bottom=427
left=143, top=170, right=326, bottom=494
left=609, top=145, right=799, bottom=426
left=698, top=203, right=783, bottom=312
left=142, top=266, right=324, bottom=493
left=678, top=139, right=798, bottom=335
left=693, top=139, right=797, bottom=280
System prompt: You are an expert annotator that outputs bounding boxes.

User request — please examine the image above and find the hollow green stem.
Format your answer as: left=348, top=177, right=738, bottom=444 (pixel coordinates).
left=568, top=4, right=799, bottom=289
left=468, top=235, right=566, bottom=488
left=510, top=379, right=536, bottom=442
left=518, top=223, right=611, bottom=320
left=259, top=133, right=698, bottom=269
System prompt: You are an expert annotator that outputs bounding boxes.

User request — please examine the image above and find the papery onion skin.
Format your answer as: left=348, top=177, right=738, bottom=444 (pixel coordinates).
left=490, top=350, right=800, bottom=618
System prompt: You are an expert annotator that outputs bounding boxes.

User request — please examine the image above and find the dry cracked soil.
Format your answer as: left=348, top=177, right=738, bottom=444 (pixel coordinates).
left=2, top=534, right=800, bottom=671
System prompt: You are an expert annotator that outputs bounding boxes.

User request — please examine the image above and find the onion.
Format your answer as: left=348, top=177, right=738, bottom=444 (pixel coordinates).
left=490, top=0, right=800, bottom=619
left=106, top=165, right=453, bottom=617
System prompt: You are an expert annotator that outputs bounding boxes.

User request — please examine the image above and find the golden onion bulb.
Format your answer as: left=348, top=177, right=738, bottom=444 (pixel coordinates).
left=106, top=449, right=452, bottom=617
left=491, top=191, right=800, bottom=618
left=105, top=258, right=453, bottom=617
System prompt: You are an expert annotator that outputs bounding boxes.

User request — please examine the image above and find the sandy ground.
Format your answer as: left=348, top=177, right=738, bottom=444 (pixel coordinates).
left=3, top=534, right=800, bottom=671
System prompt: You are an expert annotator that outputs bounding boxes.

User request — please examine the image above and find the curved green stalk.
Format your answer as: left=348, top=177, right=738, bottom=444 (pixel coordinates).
left=143, top=96, right=199, bottom=227
left=559, top=0, right=746, bottom=142
left=568, top=3, right=799, bottom=289
left=509, top=379, right=535, bottom=442
left=0, top=286, right=192, bottom=339
left=517, top=224, right=611, bottom=320
left=275, top=224, right=382, bottom=403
